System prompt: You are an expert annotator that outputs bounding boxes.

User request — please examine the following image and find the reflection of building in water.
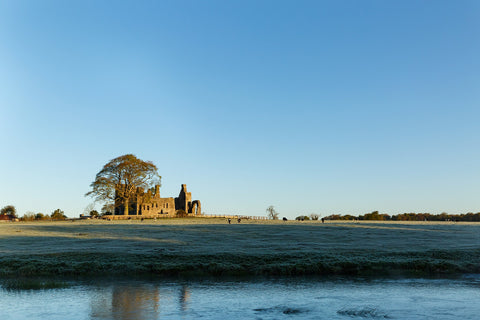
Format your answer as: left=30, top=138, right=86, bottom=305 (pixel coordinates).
left=112, top=285, right=160, bottom=319
left=179, top=285, right=191, bottom=312
left=90, top=284, right=160, bottom=320
left=89, top=283, right=192, bottom=319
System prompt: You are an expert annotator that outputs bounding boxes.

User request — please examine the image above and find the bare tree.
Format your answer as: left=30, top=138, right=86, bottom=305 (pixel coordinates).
left=22, top=211, right=36, bottom=221
left=83, top=203, right=95, bottom=216
left=266, top=206, right=279, bottom=220
left=101, top=203, right=114, bottom=216
left=86, top=154, right=161, bottom=215
left=310, top=213, right=319, bottom=220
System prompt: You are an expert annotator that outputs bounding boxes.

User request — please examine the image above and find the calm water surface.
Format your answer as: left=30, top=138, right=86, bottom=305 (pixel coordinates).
left=1, top=276, right=479, bottom=319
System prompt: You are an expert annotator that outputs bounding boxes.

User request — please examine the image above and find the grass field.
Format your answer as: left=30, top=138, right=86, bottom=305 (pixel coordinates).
left=0, top=219, right=479, bottom=277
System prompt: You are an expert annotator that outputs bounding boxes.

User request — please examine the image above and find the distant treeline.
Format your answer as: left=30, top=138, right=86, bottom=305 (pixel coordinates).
left=325, top=211, right=480, bottom=222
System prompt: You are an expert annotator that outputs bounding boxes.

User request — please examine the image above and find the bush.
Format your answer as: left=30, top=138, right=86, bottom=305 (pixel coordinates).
left=176, top=210, right=188, bottom=218
left=89, top=210, right=100, bottom=218
left=295, top=215, right=310, bottom=221
left=35, top=213, right=46, bottom=220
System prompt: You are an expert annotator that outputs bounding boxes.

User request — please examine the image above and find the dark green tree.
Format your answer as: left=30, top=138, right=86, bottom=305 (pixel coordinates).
left=35, top=213, right=45, bottom=220
left=0, top=205, right=17, bottom=218
left=89, top=210, right=99, bottom=218
left=295, top=215, right=310, bottom=221
left=51, top=209, right=66, bottom=220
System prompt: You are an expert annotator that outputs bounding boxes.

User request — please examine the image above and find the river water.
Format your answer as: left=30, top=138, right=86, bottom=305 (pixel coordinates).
left=1, top=276, right=479, bottom=319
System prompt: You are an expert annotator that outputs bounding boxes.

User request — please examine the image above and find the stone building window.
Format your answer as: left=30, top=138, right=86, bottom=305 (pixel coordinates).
left=166, top=203, right=168, bottom=208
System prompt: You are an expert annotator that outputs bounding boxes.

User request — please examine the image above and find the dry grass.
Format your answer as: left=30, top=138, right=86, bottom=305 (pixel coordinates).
left=0, top=218, right=479, bottom=277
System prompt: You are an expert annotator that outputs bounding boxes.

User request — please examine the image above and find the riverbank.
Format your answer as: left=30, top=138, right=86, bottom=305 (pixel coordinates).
left=1, top=219, right=479, bottom=277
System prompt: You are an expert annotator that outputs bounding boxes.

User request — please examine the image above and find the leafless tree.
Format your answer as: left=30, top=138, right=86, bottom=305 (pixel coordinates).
left=83, top=203, right=95, bottom=216
left=266, top=206, right=279, bottom=220
left=101, top=203, right=115, bottom=215
left=22, top=211, right=36, bottom=221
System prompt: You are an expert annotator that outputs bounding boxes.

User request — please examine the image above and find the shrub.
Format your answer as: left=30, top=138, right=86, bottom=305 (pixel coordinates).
left=295, top=215, right=310, bottom=221
left=89, top=210, right=100, bottom=218
left=176, top=210, right=188, bottom=218
left=35, top=213, right=46, bottom=220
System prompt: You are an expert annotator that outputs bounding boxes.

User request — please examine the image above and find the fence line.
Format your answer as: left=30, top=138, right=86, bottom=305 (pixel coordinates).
left=201, top=214, right=268, bottom=220
left=100, top=213, right=269, bottom=221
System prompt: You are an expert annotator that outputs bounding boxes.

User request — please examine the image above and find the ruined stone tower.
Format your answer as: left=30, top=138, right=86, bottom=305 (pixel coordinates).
left=114, top=183, right=201, bottom=218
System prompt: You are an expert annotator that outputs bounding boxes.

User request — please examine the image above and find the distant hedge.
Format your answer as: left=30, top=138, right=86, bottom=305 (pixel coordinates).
left=325, top=211, right=480, bottom=222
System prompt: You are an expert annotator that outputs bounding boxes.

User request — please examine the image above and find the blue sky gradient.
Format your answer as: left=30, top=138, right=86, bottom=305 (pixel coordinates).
left=1, top=1, right=479, bottom=218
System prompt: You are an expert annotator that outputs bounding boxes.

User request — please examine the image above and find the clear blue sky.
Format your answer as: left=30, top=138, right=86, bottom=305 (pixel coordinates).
left=1, top=1, right=479, bottom=219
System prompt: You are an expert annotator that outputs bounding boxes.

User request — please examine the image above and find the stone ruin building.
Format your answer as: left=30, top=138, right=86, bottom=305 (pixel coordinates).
left=113, top=184, right=201, bottom=218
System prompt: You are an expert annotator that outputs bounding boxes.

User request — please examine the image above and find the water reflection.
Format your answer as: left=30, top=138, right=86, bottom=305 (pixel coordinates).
left=89, top=282, right=190, bottom=320
left=179, top=285, right=190, bottom=312
left=2, top=278, right=479, bottom=320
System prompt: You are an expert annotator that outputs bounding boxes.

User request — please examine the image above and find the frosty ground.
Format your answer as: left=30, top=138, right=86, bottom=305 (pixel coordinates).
left=0, top=219, right=478, bottom=277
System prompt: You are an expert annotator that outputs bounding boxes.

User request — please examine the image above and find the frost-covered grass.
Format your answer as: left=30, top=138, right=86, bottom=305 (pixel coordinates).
left=0, top=219, right=479, bottom=277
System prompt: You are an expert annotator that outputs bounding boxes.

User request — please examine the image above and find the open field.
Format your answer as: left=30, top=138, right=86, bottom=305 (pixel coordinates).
left=0, top=219, right=479, bottom=277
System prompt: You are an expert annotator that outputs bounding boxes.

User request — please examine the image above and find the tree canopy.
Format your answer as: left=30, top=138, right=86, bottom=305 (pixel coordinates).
left=324, top=211, right=480, bottom=222
left=0, top=205, right=17, bottom=217
left=86, top=154, right=161, bottom=213
left=51, top=209, right=66, bottom=220
left=35, top=213, right=46, bottom=220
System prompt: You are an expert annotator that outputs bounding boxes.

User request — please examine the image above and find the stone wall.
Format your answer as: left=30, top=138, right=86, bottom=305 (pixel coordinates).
left=114, top=183, right=201, bottom=217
